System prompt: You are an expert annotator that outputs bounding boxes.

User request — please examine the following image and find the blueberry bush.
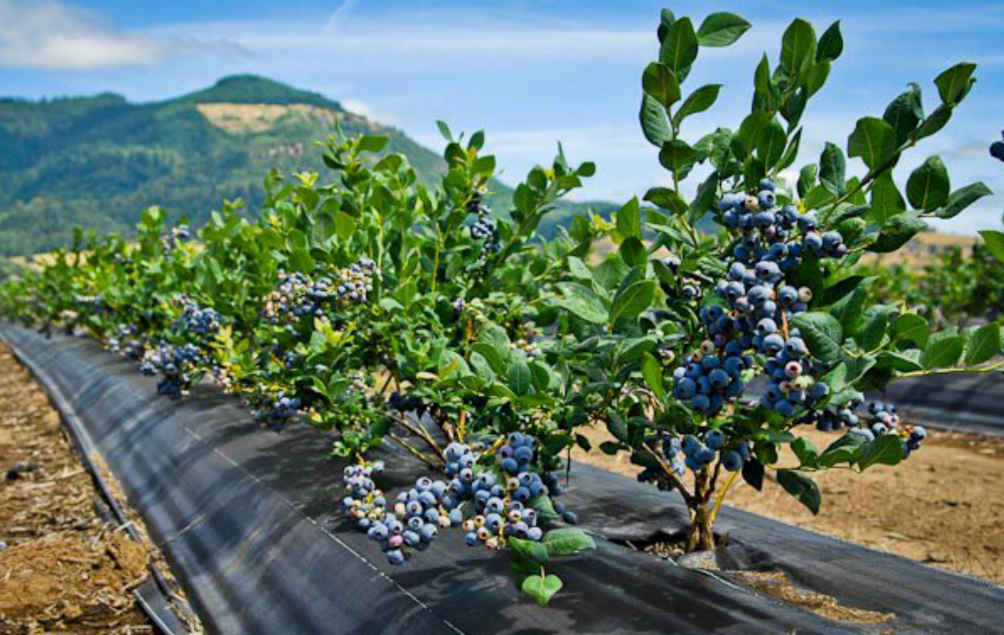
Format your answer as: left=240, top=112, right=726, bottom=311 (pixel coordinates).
left=1, top=8, right=1002, bottom=606
left=543, top=10, right=1001, bottom=551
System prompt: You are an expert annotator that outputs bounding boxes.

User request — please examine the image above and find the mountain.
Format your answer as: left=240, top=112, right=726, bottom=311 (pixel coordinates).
left=0, top=75, right=613, bottom=255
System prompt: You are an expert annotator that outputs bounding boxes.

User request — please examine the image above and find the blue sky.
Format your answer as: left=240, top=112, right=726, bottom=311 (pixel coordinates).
left=2, top=0, right=1003, bottom=233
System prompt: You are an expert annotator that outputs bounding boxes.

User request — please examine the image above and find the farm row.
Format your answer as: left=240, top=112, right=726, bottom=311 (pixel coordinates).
left=2, top=9, right=1003, bottom=607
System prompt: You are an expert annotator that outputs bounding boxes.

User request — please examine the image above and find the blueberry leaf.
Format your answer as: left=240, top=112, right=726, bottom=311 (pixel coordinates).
left=640, top=95, right=672, bottom=147
left=847, top=117, right=896, bottom=170
left=542, top=527, right=596, bottom=556
left=920, top=335, right=966, bottom=369
left=697, top=12, right=751, bottom=47
left=934, top=62, right=977, bottom=106
left=906, top=156, right=950, bottom=211
left=979, top=230, right=1004, bottom=264
left=777, top=469, right=820, bottom=514
left=936, top=182, right=992, bottom=219
left=791, top=312, right=844, bottom=364
left=857, top=435, right=904, bottom=470
left=521, top=573, right=563, bottom=607
left=819, top=142, right=846, bottom=196
left=965, top=322, right=1000, bottom=366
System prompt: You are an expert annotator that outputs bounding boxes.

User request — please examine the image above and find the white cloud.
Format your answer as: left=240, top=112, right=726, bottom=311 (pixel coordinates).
left=0, top=0, right=245, bottom=71
left=341, top=98, right=397, bottom=125
left=0, top=0, right=162, bottom=69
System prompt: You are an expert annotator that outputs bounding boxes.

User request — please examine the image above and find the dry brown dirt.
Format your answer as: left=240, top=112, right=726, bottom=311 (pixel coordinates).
left=574, top=424, right=1004, bottom=586
left=0, top=342, right=177, bottom=634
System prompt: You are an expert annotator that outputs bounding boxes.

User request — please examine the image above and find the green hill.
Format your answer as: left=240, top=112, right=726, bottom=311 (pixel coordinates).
left=0, top=75, right=613, bottom=255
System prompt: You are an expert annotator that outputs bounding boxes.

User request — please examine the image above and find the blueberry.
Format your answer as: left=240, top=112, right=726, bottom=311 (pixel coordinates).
left=721, top=450, right=743, bottom=471
left=705, top=429, right=725, bottom=450
left=991, top=140, right=1004, bottom=162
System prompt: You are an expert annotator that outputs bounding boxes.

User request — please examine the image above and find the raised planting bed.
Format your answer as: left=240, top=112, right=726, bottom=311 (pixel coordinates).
left=5, top=323, right=1004, bottom=635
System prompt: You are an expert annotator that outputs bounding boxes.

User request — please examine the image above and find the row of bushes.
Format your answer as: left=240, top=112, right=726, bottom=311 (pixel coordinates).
left=3, top=9, right=1003, bottom=606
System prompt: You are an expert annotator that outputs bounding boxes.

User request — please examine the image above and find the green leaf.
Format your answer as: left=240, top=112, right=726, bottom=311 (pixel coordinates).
left=780, top=18, right=817, bottom=79
left=792, top=437, right=819, bottom=468
left=883, top=83, right=924, bottom=145
left=791, top=312, right=844, bottom=364
left=890, top=313, right=929, bottom=348
left=817, top=434, right=865, bottom=468
left=965, top=322, right=1000, bottom=365
left=914, top=106, right=952, bottom=142
left=934, top=62, right=977, bottom=106
left=856, top=305, right=895, bottom=350
left=521, top=574, right=562, bottom=607
left=920, top=335, right=966, bottom=369
left=869, top=213, right=928, bottom=253
left=619, top=237, right=647, bottom=267
left=616, top=197, right=642, bottom=239
left=659, top=139, right=698, bottom=176
left=609, top=280, right=656, bottom=325
left=798, top=164, right=818, bottom=197
left=847, top=117, right=896, bottom=170
left=816, top=21, right=843, bottom=62
left=828, top=281, right=870, bottom=333
left=868, top=174, right=906, bottom=224
left=776, top=128, right=802, bottom=171
left=659, top=17, right=699, bottom=79
left=554, top=283, right=608, bottom=324
left=640, top=95, right=672, bottom=147
left=673, top=84, right=722, bottom=126
left=644, top=187, right=688, bottom=214
left=357, top=135, right=389, bottom=153
left=697, top=12, right=751, bottom=47
left=742, top=459, right=764, bottom=491
left=436, top=120, right=453, bottom=141
left=979, top=230, right=1004, bottom=264
left=507, top=352, right=532, bottom=396
left=642, top=62, right=681, bottom=108
left=777, top=470, right=820, bottom=515
left=542, top=527, right=596, bottom=556
left=906, top=156, right=950, bottom=211
left=936, top=182, right=992, bottom=219
left=510, top=537, right=550, bottom=566
left=858, top=435, right=904, bottom=470
left=876, top=350, right=923, bottom=373
left=819, top=142, right=846, bottom=195
left=757, top=119, right=787, bottom=169
left=529, top=495, right=561, bottom=527
left=333, top=211, right=357, bottom=239
left=641, top=352, right=665, bottom=401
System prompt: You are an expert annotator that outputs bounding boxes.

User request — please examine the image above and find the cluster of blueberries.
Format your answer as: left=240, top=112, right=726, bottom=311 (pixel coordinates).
left=342, top=434, right=574, bottom=565
left=159, top=225, right=190, bottom=255
left=468, top=191, right=501, bottom=266
left=848, top=401, right=926, bottom=458
left=263, top=260, right=376, bottom=325
left=139, top=342, right=203, bottom=398
left=175, top=296, right=221, bottom=337
left=107, top=323, right=145, bottom=360
left=253, top=391, right=301, bottom=428
left=639, top=430, right=751, bottom=490
left=345, top=464, right=463, bottom=565
left=801, top=397, right=862, bottom=431
left=669, top=179, right=846, bottom=423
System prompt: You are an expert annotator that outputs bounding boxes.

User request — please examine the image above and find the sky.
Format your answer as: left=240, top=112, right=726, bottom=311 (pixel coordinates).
left=1, top=0, right=1003, bottom=234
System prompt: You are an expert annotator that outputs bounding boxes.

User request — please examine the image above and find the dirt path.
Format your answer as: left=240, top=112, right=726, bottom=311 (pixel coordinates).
left=574, top=424, right=1004, bottom=586
left=0, top=342, right=197, bottom=634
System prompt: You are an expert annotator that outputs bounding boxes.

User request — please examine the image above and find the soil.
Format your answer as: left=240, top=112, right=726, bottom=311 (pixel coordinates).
left=574, top=424, right=1004, bottom=587
left=0, top=342, right=200, bottom=634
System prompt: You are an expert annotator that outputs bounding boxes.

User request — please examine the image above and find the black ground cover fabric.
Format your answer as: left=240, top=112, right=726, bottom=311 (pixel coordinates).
left=4, top=324, right=1003, bottom=635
